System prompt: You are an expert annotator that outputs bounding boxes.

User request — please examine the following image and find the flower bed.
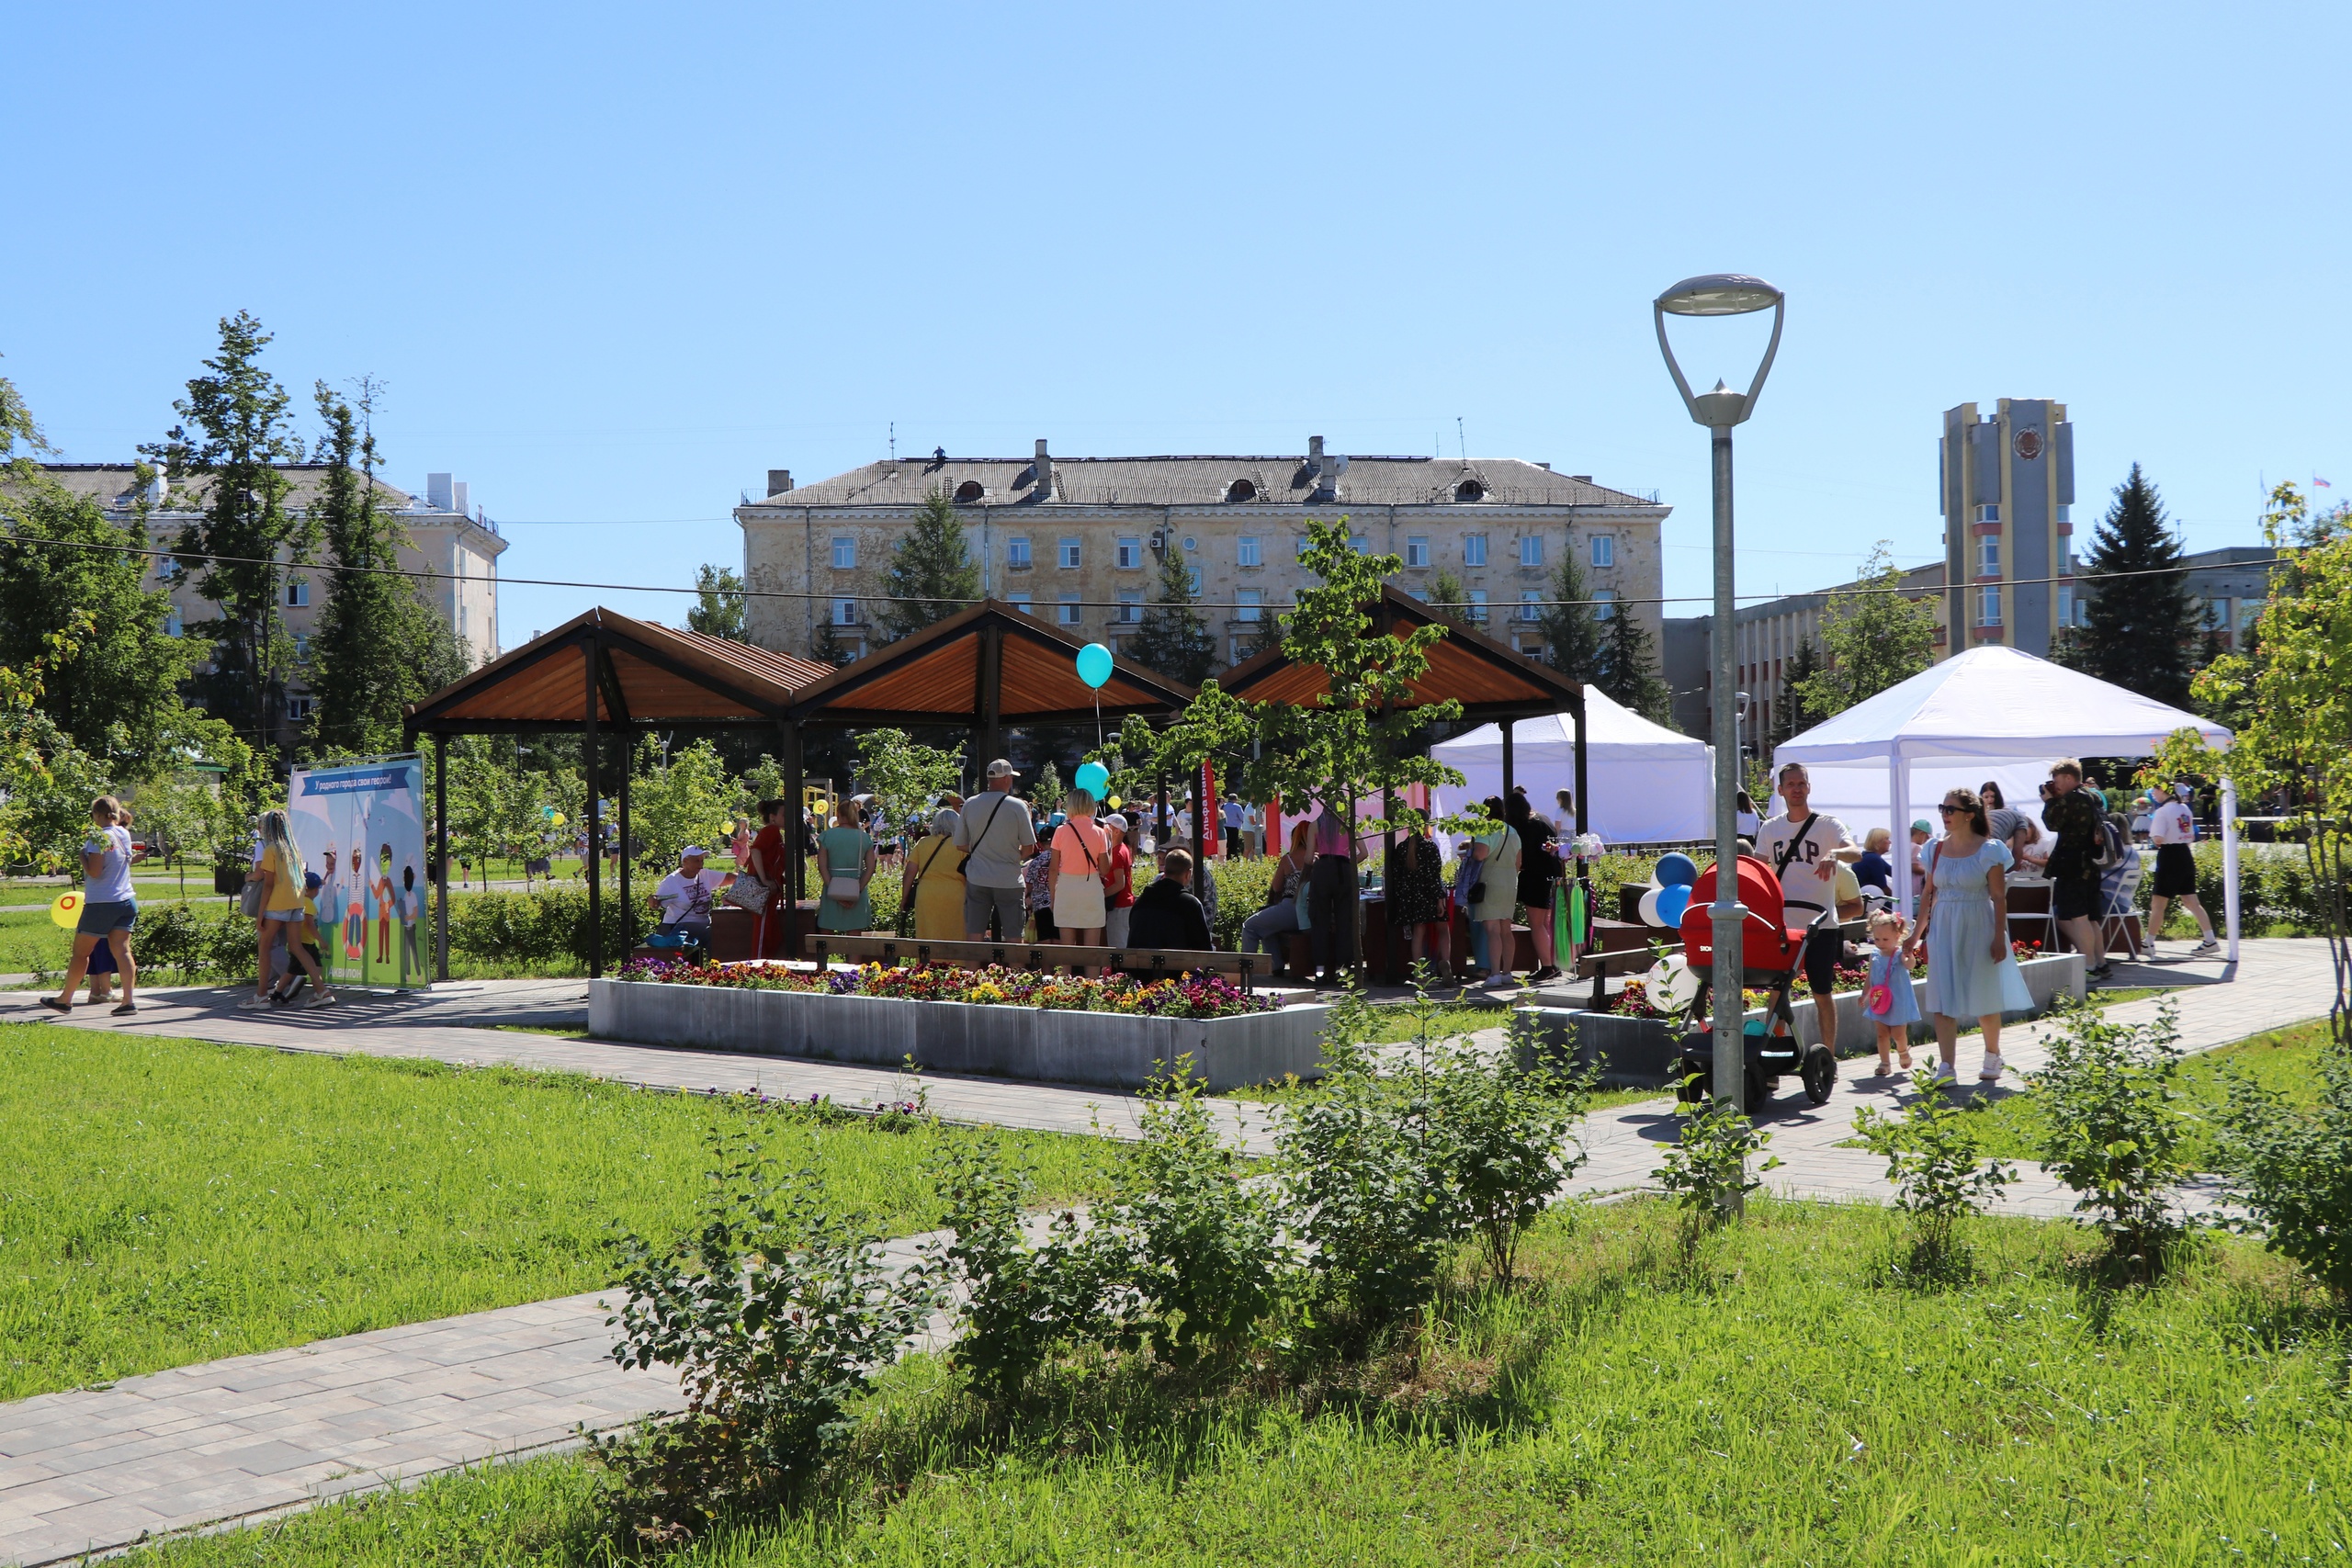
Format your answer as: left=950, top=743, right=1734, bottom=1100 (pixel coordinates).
left=614, top=958, right=1268, bottom=1019
left=1606, top=940, right=2044, bottom=1021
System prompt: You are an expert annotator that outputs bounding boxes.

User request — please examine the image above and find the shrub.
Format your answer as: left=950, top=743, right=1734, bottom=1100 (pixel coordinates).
left=597, top=1132, right=941, bottom=1542
left=2218, top=1037, right=2352, bottom=1301
left=1851, top=1069, right=2017, bottom=1276
left=132, top=902, right=257, bottom=983
left=1435, top=1006, right=1600, bottom=1283
left=449, top=888, right=627, bottom=970
left=2030, top=998, right=2192, bottom=1276
left=1654, top=1097, right=1779, bottom=1249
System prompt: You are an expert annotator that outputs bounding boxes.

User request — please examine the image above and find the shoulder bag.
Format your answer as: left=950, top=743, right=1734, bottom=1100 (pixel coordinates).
left=722, top=831, right=775, bottom=911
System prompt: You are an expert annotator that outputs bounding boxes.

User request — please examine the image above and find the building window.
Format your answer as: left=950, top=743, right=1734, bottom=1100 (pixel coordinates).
left=831, top=597, right=858, bottom=626
left=1405, top=536, right=1430, bottom=568
left=1465, top=589, right=1487, bottom=623
left=1058, top=537, right=1082, bottom=569
left=1237, top=588, right=1263, bottom=623
left=2058, top=585, right=2074, bottom=626
left=1518, top=590, right=1542, bottom=622
left=1188, top=566, right=1204, bottom=594
left=1232, top=637, right=1252, bottom=663
left=287, top=694, right=313, bottom=721
left=1237, top=535, right=1261, bottom=568
left=953, top=479, right=984, bottom=503
left=1349, top=534, right=1369, bottom=553
left=1009, top=592, right=1033, bottom=615
left=153, top=552, right=177, bottom=581
left=2204, top=596, right=2230, bottom=631
left=1455, top=479, right=1485, bottom=502
left=286, top=579, right=309, bottom=607
left=1295, top=536, right=1312, bottom=560
left=1594, top=588, right=1616, bottom=621
left=1591, top=534, right=1614, bottom=569
left=831, top=536, right=856, bottom=570
left=1116, top=537, right=1143, bottom=570
left=1057, top=594, right=1081, bottom=626
left=1006, top=536, right=1032, bottom=569
left=1117, top=590, right=1143, bottom=623
left=1975, top=586, right=2002, bottom=626
left=1977, top=537, right=2000, bottom=577
left=1974, top=503, right=2000, bottom=525
left=1519, top=536, right=1544, bottom=569
left=1464, top=535, right=1487, bottom=567
left=294, top=633, right=311, bottom=662
left=2057, top=504, right=2072, bottom=525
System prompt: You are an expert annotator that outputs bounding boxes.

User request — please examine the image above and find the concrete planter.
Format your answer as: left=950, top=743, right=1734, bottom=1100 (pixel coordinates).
left=589, top=978, right=1332, bottom=1093
left=1521, top=953, right=2086, bottom=1089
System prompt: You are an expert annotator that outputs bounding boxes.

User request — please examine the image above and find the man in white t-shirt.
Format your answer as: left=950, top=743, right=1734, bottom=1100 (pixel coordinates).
left=1753, top=761, right=1862, bottom=1057
left=2146, top=791, right=2217, bottom=955
left=650, top=847, right=730, bottom=944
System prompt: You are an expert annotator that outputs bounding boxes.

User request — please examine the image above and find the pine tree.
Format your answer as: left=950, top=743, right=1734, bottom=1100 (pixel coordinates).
left=1128, top=540, right=1216, bottom=685
left=1770, top=637, right=1824, bottom=747
left=1596, top=604, right=1670, bottom=721
left=875, top=491, right=979, bottom=641
left=1535, top=555, right=1606, bottom=683
left=141, top=311, right=313, bottom=755
left=1797, top=542, right=1938, bottom=719
left=2074, top=464, right=2202, bottom=708
left=303, top=380, right=467, bottom=759
left=811, top=614, right=854, bottom=667
left=1427, top=567, right=1467, bottom=618
left=688, top=563, right=747, bottom=640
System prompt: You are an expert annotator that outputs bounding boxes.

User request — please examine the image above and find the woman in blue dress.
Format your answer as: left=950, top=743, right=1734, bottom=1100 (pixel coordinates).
left=816, top=801, right=876, bottom=934
left=1903, top=787, right=2014, bottom=1087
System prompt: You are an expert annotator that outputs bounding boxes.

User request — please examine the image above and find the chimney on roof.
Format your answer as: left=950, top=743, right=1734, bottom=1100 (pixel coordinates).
left=144, top=468, right=168, bottom=505
left=426, top=473, right=453, bottom=510
left=1034, top=438, right=1052, bottom=499
left=1308, top=434, right=1324, bottom=464
left=452, top=480, right=470, bottom=520
left=767, top=468, right=793, bottom=496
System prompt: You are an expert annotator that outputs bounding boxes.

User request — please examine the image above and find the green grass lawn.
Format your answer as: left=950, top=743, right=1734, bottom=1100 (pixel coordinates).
left=125, top=1194, right=2352, bottom=1565
left=1962, top=1016, right=2331, bottom=1169
left=0, top=1024, right=1125, bottom=1401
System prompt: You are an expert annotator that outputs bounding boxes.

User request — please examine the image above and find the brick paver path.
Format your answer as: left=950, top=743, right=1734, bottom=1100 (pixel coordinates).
left=0, top=940, right=2331, bottom=1562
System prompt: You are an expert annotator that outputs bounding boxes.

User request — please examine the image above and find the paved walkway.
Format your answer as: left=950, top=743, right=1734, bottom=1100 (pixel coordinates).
left=0, top=940, right=2332, bottom=1563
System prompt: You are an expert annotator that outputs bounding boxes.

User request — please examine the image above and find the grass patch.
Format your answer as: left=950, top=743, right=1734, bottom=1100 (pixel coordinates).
left=1962, top=1015, right=2334, bottom=1169
left=0, top=1024, right=1125, bottom=1400
left=127, top=1194, right=2352, bottom=1564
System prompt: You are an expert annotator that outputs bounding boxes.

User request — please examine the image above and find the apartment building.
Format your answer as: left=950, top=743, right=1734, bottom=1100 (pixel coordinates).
left=1939, top=398, right=2076, bottom=655
left=736, top=437, right=1668, bottom=671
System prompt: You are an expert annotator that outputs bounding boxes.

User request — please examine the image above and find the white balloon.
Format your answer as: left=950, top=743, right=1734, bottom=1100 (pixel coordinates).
left=1637, top=886, right=1665, bottom=926
left=1647, top=953, right=1702, bottom=1011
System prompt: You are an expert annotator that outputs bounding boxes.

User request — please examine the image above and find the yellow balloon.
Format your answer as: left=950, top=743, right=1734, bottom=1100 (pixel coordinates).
left=50, top=890, right=84, bottom=930
left=1107, top=795, right=1123, bottom=810
left=550, top=813, right=567, bottom=827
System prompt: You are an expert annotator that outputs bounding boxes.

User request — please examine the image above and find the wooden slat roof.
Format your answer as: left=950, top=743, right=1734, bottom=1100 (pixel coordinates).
left=783, top=600, right=1195, bottom=724
left=1218, top=583, right=1585, bottom=720
left=405, top=607, right=831, bottom=729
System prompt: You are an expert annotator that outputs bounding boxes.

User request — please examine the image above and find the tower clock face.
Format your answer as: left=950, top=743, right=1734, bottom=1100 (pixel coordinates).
left=2014, top=428, right=2043, bottom=461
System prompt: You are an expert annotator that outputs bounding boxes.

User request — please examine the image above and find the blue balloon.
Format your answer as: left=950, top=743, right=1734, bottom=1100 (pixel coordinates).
left=1075, top=642, right=1114, bottom=689
left=1655, top=852, right=1699, bottom=889
left=1656, top=884, right=1692, bottom=929
left=1074, top=761, right=1111, bottom=798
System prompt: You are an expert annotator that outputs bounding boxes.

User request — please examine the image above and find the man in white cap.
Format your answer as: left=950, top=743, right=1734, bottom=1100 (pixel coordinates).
left=650, top=845, right=730, bottom=950
left=955, top=758, right=1038, bottom=941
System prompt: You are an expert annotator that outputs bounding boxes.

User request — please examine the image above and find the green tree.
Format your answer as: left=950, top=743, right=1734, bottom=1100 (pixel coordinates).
left=875, top=491, right=979, bottom=642
left=2073, top=464, right=2204, bottom=708
left=1770, top=637, right=1824, bottom=747
left=1427, top=568, right=1467, bottom=618
left=689, top=563, right=747, bottom=640
left=1534, top=555, right=1605, bottom=684
left=0, top=355, right=49, bottom=460
left=629, top=736, right=735, bottom=877
left=1596, top=603, right=1671, bottom=722
left=854, top=728, right=963, bottom=831
left=1128, top=541, right=1216, bottom=685
left=0, top=612, right=109, bottom=874
left=141, top=311, right=313, bottom=755
left=810, top=613, right=854, bottom=667
left=302, top=380, right=468, bottom=759
left=1797, top=542, right=1938, bottom=719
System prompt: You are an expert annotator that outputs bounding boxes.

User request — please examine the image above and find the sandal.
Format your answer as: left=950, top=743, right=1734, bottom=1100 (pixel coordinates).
left=112, top=1003, right=139, bottom=1016
left=39, top=997, right=71, bottom=1014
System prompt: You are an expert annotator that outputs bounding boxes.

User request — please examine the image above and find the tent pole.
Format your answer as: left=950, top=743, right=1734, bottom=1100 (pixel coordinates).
left=434, top=733, right=449, bottom=983
left=584, top=638, right=602, bottom=980
left=1501, top=716, right=1515, bottom=807
left=2220, top=775, right=2241, bottom=962
left=1889, top=748, right=1909, bottom=918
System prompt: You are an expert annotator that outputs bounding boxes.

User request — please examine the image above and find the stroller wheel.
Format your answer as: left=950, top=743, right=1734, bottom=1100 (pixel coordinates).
left=1744, top=1066, right=1770, bottom=1117
left=1801, top=1044, right=1837, bottom=1106
left=1675, top=1055, right=1712, bottom=1104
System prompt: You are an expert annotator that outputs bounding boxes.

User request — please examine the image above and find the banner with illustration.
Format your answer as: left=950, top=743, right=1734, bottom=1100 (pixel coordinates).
left=286, top=756, right=431, bottom=991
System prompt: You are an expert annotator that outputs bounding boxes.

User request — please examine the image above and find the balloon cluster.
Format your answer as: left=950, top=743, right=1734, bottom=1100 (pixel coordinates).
left=1635, top=851, right=1699, bottom=929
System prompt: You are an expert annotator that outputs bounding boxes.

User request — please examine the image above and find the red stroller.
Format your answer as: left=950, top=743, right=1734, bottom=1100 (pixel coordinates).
left=1672, top=854, right=1838, bottom=1113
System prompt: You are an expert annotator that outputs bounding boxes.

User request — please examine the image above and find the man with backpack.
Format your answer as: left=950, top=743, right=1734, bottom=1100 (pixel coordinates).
left=2041, top=759, right=2112, bottom=982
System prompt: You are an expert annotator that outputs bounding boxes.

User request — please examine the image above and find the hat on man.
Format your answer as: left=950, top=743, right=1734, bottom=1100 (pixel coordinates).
left=679, top=845, right=708, bottom=862
left=1102, top=813, right=1128, bottom=833
left=986, top=758, right=1018, bottom=779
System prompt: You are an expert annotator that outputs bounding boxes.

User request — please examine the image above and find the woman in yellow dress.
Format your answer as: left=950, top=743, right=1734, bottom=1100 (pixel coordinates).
left=901, top=807, right=967, bottom=941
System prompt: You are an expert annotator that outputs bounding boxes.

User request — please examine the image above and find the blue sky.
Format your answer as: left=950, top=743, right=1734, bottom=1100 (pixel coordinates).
left=8, top=2, right=2346, bottom=644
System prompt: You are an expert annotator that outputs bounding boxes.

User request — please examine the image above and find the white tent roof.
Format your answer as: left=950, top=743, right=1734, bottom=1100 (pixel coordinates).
left=1432, top=687, right=1713, bottom=844
left=1774, top=646, right=2230, bottom=765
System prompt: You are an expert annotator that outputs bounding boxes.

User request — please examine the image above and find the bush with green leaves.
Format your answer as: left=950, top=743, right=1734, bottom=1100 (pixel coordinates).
left=449, top=887, right=628, bottom=970
left=2219, top=1037, right=2352, bottom=1301
left=597, top=1133, right=941, bottom=1543
left=130, top=901, right=258, bottom=982
left=1852, top=1069, right=2017, bottom=1275
left=2030, top=998, right=2192, bottom=1275
left=1436, top=1005, right=1600, bottom=1283
left=1654, top=1097, right=1779, bottom=1247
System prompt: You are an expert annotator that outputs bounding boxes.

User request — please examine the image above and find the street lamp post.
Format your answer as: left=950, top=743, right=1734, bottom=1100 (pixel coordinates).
left=1654, top=275, right=1786, bottom=1207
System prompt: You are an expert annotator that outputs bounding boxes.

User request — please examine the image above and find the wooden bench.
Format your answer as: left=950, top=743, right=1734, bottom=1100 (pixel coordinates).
left=807, top=934, right=1268, bottom=993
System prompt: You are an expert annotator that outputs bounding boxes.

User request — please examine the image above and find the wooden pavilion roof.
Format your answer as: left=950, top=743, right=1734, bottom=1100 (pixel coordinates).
left=1217, top=583, right=1586, bottom=721
left=783, top=599, right=1196, bottom=725
left=405, top=607, right=831, bottom=732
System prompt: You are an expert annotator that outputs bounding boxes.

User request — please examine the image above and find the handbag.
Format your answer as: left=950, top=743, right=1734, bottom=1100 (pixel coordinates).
left=1996, top=953, right=2033, bottom=1013
left=240, top=876, right=265, bottom=918
left=1863, top=982, right=1894, bottom=1018
left=721, top=871, right=772, bottom=911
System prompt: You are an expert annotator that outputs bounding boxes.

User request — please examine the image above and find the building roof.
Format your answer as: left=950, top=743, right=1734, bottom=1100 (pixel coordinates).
left=1220, top=583, right=1585, bottom=723
left=741, top=454, right=1658, bottom=512
left=32, top=463, right=421, bottom=513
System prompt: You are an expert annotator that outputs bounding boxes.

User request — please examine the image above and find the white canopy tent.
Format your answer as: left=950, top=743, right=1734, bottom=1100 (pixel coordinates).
left=1432, top=686, right=1713, bottom=846
left=1770, top=646, right=2236, bottom=952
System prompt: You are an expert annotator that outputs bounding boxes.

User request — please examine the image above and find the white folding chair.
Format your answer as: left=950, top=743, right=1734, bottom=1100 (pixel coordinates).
left=2098, top=854, right=2145, bottom=962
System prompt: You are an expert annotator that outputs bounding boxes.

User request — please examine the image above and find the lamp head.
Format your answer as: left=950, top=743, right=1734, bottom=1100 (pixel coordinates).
left=1654, top=274, right=1787, bottom=429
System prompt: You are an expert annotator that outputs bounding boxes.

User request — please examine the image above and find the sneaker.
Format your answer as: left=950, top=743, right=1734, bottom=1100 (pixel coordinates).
left=1927, top=1061, right=1958, bottom=1087
left=2191, top=939, right=2220, bottom=955
left=306, top=990, right=338, bottom=1009
left=1978, top=1052, right=2006, bottom=1083
left=237, top=993, right=271, bottom=1010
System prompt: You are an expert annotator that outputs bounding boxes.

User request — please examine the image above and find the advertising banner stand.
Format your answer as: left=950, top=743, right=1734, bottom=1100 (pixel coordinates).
left=287, top=755, right=432, bottom=992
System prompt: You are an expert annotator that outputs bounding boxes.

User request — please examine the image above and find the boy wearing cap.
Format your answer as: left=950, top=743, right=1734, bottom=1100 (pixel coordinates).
left=651, top=846, right=731, bottom=950
left=1101, top=814, right=1136, bottom=947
